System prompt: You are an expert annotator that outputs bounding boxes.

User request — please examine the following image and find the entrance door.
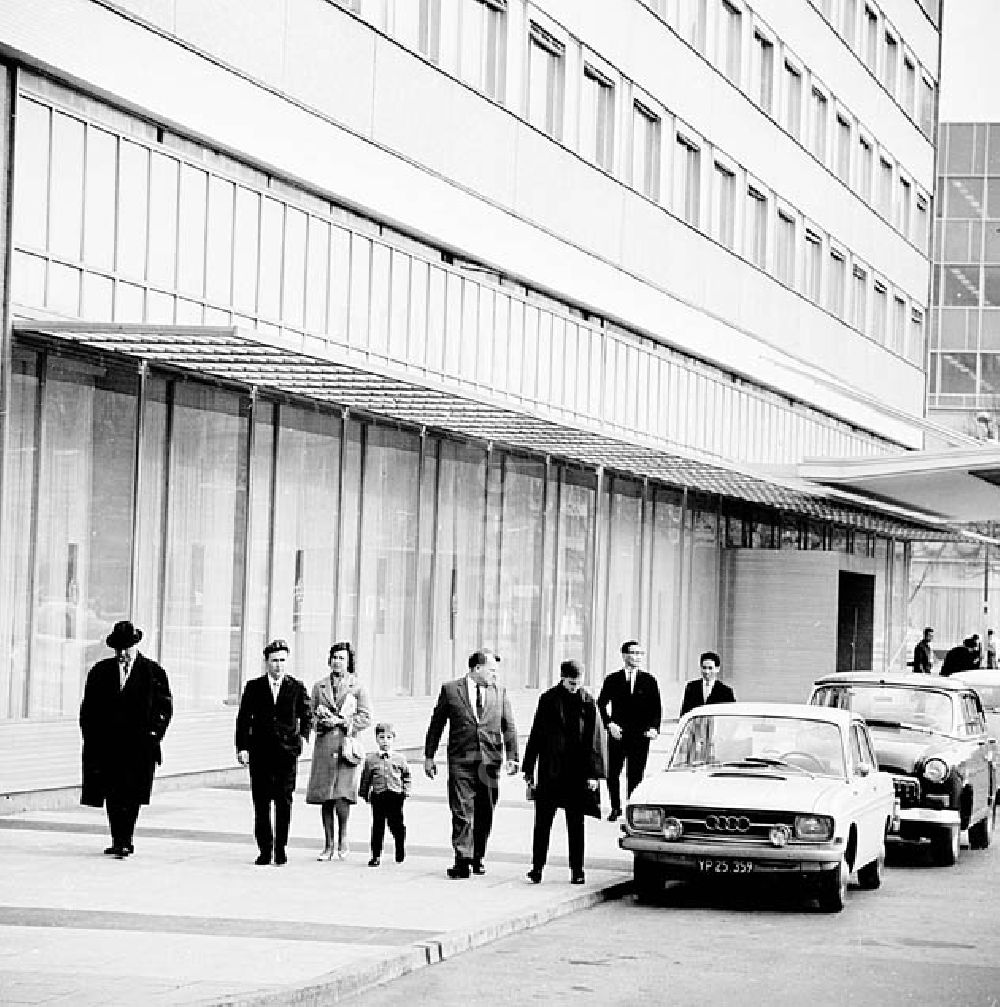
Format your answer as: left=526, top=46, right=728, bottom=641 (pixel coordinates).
left=837, top=572, right=875, bottom=672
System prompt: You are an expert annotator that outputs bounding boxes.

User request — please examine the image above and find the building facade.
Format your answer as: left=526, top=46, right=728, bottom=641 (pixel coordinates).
left=0, top=0, right=946, bottom=797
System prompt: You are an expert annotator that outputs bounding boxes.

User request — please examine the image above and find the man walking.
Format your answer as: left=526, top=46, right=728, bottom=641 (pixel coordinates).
left=424, top=648, right=518, bottom=879
left=235, top=639, right=311, bottom=866
left=598, top=641, right=661, bottom=822
left=679, top=650, right=736, bottom=717
left=912, top=627, right=934, bottom=674
left=523, top=660, right=604, bottom=885
left=80, top=620, right=173, bottom=858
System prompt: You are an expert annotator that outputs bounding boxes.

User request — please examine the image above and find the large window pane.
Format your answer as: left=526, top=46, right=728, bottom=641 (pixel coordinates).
left=83, top=127, right=117, bottom=272
left=945, top=178, right=986, bottom=219
left=13, top=99, right=50, bottom=252
left=117, top=141, right=149, bottom=282
left=233, top=187, right=261, bottom=316
left=177, top=165, right=208, bottom=298
left=603, top=477, right=643, bottom=675
left=553, top=467, right=597, bottom=671
left=205, top=177, right=235, bottom=306
left=147, top=153, right=179, bottom=290
left=49, top=112, right=85, bottom=262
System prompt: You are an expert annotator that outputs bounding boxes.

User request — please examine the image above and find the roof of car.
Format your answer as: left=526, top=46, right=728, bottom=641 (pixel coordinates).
left=811, top=671, right=973, bottom=692
left=951, top=670, right=1000, bottom=686
left=682, top=701, right=855, bottom=727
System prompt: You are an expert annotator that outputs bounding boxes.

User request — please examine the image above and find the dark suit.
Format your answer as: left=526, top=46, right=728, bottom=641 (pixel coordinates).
left=597, top=668, right=662, bottom=813
left=424, top=677, right=518, bottom=863
left=940, top=646, right=975, bottom=677
left=912, top=640, right=933, bottom=674
left=80, top=653, right=172, bottom=850
left=522, top=684, right=605, bottom=876
left=235, top=674, right=311, bottom=858
left=679, top=678, right=736, bottom=717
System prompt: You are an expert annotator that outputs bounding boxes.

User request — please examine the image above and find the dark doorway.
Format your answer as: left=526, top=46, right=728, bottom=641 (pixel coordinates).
left=837, top=572, right=875, bottom=672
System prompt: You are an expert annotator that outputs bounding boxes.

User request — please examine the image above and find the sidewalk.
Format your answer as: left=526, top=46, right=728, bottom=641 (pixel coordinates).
left=0, top=744, right=674, bottom=1006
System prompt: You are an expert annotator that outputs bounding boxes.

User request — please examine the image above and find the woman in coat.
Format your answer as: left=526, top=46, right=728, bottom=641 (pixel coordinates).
left=522, top=659, right=605, bottom=885
left=306, top=642, right=371, bottom=859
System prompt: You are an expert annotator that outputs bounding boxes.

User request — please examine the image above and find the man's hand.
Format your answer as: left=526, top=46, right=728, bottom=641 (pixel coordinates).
left=643, top=728, right=659, bottom=740
left=504, top=759, right=519, bottom=776
left=586, top=779, right=599, bottom=791
left=237, top=750, right=249, bottom=766
left=607, top=722, right=623, bottom=741
left=424, top=757, right=437, bottom=779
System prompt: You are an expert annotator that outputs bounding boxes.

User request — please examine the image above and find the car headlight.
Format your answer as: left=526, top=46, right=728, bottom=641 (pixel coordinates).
left=794, top=814, right=834, bottom=841
left=922, top=758, right=949, bottom=784
left=630, top=806, right=663, bottom=830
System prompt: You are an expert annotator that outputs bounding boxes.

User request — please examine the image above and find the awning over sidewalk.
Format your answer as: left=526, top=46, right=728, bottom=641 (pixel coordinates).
left=11, top=319, right=979, bottom=541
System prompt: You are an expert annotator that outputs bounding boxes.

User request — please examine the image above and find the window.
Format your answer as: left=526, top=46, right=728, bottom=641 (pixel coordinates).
left=873, top=282, right=888, bottom=342
left=713, top=162, right=736, bottom=249
left=842, top=0, right=857, bottom=47
left=836, top=116, right=851, bottom=183
left=909, top=308, right=924, bottom=361
left=863, top=5, right=878, bottom=72
left=527, top=23, right=565, bottom=140
left=883, top=32, right=898, bottom=94
left=898, top=176, right=912, bottom=237
left=810, top=87, right=828, bottom=161
left=878, top=157, right=893, bottom=216
left=719, top=1, right=743, bottom=85
left=891, top=295, right=906, bottom=353
left=680, top=0, right=708, bottom=52
left=920, top=77, right=936, bottom=139
left=632, top=102, right=661, bottom=200
left=916, top=196, right=929, bottom=252
left=853, top=265, right=868, bottom=331
left=753, top=31, right=774, bottom=113
left=747, top=186, right=767, bottom=268
left=858, top=137, right=873, bottom=200
left=828, top=250, right=846, bottom=316
left=804, top=230, right=823, bottom=302
left=419, top=0, right=442, bottom=61
left=459, top=0, right=507, bottom=101
left=903, top=58, right=916, bottom=115
left=776, top=210, right=795, bottom=285
left=677, top=135, right=701, bottom=227
left=581, top=65, right=615, bottom=171
left=784, top=61, right=802, bottom=139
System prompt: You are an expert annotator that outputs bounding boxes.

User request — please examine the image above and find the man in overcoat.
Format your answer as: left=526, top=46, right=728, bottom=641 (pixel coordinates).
left=235, top=638, right=311, bottom=865
left=79, top=620, right=173, bottom=858
left=679, top=650, right=736, bottom=717
left=522, top=660, right=605, bottom=885
left=424, top=648, right=519, bottom=878
left=598, top=640, right=662, bottom=821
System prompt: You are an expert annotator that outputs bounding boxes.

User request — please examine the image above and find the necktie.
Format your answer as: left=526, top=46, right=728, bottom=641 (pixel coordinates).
left=120, top=658, right=131, bottom=688
left=476, top=684, right=484, bottom=719
left=381, top=751, right=390, bottom=760
left=627, top=670, right=633, bottom=693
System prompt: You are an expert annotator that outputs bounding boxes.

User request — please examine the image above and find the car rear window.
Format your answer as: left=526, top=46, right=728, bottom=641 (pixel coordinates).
left=812, top=684, right=953, bottom=733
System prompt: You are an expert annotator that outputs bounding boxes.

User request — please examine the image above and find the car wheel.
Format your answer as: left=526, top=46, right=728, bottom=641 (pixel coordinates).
left=856, top=846, right=884, bottom=890
left=632, top=857, right=663, bottom=903
left=930, top=824, right=961, bottom=866
left=816, top=859, right=848, bottom=912
left=969, top=799, right=995, bottom=850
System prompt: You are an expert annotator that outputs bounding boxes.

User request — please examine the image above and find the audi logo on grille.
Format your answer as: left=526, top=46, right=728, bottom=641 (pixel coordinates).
left=705, top=814, right=751, bottom=833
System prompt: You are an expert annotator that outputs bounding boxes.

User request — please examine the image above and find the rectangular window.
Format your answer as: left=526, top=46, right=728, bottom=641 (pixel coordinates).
left=810, top=88, right=828, bottom=161
left=828, top=251, right=846, bottom=316
left=581, top=65, right=615, bottom=171
left=753, top=31, right=774, bottom=113
left=713, top=162, right=736, bottom=249
left=842, top=0, right=857, bottom=47
left=680, top=0, right=708, bottom=52
left=677, top=135, right=701, bottom=227
left=836, top=116, right=851, bottom=182
left=853, top=265, right=868, bottom=331
left=419, top=0, right=441, bottom=61
left=909, top=308, right=925, bottom=361
left=720, top=0, right=742, bottom=85
left=776, top=210, right=795, bottom=285
left=784, top=62, right=802, bottom=138
left=920, top=77, right=936, bottom=139
left=873, top=282, right=888, bottom=342
left=863, top=5, right=879, bottom=72
left=632, top=101, right=661, bottom=200
left=916, top=196, right=929, bottom=252
left=747, top=186, right=767, bottom=268
left=903, top=57, right=916, bottom=114
left=858, top=137, right=873, bottom=200
left=898, top=176, right=912, bottom=237
left=527, top=23, right=565, bottom=140
left=892, top=295, right=906, bottom=353
left=883, top=32, right=898, bottom=94
left=804, top=230, right=823, bottom=303
left=878, top=157, right=893, bottom=216
left=459, top=0, right=507, bottom=101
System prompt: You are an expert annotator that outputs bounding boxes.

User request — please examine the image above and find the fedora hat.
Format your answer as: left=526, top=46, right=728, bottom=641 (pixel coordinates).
left=106, top=620, right=143, bottom=650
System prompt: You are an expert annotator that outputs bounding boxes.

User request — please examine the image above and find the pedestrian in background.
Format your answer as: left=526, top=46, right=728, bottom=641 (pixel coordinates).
left=987, top=629, right=997, bottom=669
left=306, top=642, right=371, bottom=860
left=80, top=620, right=172, bottom=858
left=523, top=660, right=604, bottom=886
left=679, top=651, right=736, bottom=717
left=911, top=626, right=934, bottom=674
left=940, top=637, right=977, bottom=677
left=971, top=634, right=984, bottom=669
left=235, top=639, right=311, bottom=866
left=424, top=648, right=519, bottom=879
left=598, top=641, right=661, bottom=822
left=360, top=722, right=411, bottom=867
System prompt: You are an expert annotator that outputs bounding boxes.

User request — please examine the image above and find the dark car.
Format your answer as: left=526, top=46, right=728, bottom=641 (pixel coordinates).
left=809, top=673, right=997, bottom=866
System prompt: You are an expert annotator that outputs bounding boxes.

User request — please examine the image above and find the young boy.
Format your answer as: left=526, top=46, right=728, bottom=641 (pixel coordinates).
left=359, top=722, right=411, bottom=867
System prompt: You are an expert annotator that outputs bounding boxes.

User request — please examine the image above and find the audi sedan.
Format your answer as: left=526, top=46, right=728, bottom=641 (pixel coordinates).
left=619, top=703, right=895, bottom=913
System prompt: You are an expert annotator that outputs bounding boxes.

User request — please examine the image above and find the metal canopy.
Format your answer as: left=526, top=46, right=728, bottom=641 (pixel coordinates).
left=12, top=319, right=967, bottom=540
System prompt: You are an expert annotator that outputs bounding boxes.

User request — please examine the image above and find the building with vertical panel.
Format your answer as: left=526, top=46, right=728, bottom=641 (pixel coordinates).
left=0, top=0, right=969, bottom=800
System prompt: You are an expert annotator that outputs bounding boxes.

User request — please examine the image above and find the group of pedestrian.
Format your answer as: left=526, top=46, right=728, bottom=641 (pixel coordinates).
left=913, top=625, right=997, bottom=675
left=80, top=623, right=735, bottom=883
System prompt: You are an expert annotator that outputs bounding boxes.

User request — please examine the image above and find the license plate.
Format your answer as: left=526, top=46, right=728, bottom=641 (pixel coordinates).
left=697, top=858, right=754, bottom=874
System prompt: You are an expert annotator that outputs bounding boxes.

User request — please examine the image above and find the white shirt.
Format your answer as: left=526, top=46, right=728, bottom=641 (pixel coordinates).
left=625, top=668, right=635, bottom=692
left=466, top=675, right=485, bottom=720
left=702, top=679, right=714, bottom=704
left=119, top=656, right=132, bottom=690
left=269, top=674, right=284, bottom=703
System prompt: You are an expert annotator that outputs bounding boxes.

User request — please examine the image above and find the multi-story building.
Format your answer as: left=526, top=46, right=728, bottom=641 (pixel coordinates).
left=0, top=0, right=967, bottom=800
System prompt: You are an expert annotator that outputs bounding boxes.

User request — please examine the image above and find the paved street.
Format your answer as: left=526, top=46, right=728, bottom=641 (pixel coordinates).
left=351, top=837, right=1000, bottom=1007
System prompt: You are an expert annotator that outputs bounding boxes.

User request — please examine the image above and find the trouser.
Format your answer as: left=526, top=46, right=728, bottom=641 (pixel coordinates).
left=606, top=735, right=651, bottom=812
left=249, top=760, right=297, bottom=855
left=370, top=792, right=406, bottom=857
left=106, top=799, right=141, bottom=849
left=532, top=798, right=585, bottom=874
left=447, top=761, right=498, bottom=862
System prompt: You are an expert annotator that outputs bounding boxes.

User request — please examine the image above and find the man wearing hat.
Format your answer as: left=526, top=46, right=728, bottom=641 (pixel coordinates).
left=235, top=639, right=311, bottom=865
left=79, top=620, right=173, bottom=858
left=424, top=648, right=519, bottom=878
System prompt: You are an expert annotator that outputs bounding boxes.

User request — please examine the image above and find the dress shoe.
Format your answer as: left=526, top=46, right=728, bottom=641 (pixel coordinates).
left=446, top=861, right=471, bottom=879
left=336, top=847, right=349, bottom=861
left=274, top=849, right=287, bottom=866
left=394, top=844, right=405, bottom=864
left=471, top=859, right=486, bottom=875
left=104, top=845, right=120, bottom=856
left=317, top=847, right=334, bottom=861
left=607, top=809, right=621, bottom=822
left=571, top=872, right=586, bottom=885
left=526, top=869, right=542, bottom=884
left=254, top=853, right=271, bottom=866
left=368, top=857, right=381, bottom=867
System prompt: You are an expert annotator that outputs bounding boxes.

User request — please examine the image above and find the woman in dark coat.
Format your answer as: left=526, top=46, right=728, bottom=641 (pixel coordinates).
left=522, top=659, right=605, bottom=885
left=79, top=621, right=173, bottom=857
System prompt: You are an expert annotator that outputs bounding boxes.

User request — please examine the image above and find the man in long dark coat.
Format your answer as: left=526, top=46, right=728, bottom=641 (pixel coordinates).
left=522, top=659, right=605, bottom=885
left=79, top=620, right=173, bottom=858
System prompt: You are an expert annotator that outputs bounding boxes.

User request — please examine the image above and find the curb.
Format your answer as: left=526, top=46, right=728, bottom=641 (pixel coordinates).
left=201, top=876, right=634, bottom=1006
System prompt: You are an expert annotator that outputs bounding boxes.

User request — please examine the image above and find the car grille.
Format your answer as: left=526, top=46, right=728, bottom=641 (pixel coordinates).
left=892, top=776, right=921, bottom=808
left=660, top=806, right=799, bottom=843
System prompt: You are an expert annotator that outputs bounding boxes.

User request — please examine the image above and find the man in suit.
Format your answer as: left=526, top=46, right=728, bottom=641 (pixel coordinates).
left=679, top=650, right=736, bottom=717
left=424, top=648, right=519, bottom=879
left=940, top=637, right=978, bottom=677
left=235, top=638, right=311, bottom=866
left=598, top=640, right=662, bottom=822
left=80, top=620, right=173, bottom=858
left=911, top=626, right=934, bottom=674
left=522, top=660, right=605, bottom=886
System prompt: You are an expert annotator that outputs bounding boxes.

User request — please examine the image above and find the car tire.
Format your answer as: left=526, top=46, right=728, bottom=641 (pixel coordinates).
left=969, top=799, right=995, bottom=850
left=632, top=857, right=663, bottom=903
left=930, top=824, right=961, bottom=866
left=856, top=846, right=884, bottom=890
left=816, top=859, right=848, bottom=912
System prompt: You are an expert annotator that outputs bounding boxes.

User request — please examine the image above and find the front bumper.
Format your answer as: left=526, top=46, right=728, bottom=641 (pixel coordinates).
left=894, top=806, right=960, bottom=827
left=620, top=833, right=842, bottom=873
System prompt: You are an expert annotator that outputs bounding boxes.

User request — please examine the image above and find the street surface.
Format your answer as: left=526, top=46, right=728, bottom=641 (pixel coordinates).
left=351, top=837, right=1000, bottom=1007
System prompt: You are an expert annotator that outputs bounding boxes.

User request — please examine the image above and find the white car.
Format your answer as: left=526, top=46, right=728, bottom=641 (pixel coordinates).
left=619, top=703, right=896, bottom=912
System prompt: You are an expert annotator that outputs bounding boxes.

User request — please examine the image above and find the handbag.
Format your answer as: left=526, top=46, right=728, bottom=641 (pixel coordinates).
left=340, top=734, right=364, bottom=766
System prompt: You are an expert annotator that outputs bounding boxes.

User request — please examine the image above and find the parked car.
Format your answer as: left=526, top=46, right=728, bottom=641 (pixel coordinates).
left=951, top=669, right=1000, bottom=743
left=619, top=703, right=895, bottom=913
left=809, top=672, right=997, bottom=866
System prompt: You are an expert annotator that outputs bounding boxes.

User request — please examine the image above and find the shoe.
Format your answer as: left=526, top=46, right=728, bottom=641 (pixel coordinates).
left=336, top=847, right=348, bottom=861
left=368, top=857, right=381, bottom=867
left=607, top=809, right=621, bottom=822
left=122, top=844, right=134, bottom=856
left=395, top=844, right=405, bottom=864
left=446, top=861, right=471, bottom=879
left=317, top=847, right=334, bottom=861
left=104, top=845, right=120, bottom=856
left=274, top=849, right=287, bottom=866
left=526, top=869, right=542, bottom=884
left=471, top=859, right=486, bottom=876
left=571, top=873, right=586, bottom=885
left=254, top=853, right=271, bottom=866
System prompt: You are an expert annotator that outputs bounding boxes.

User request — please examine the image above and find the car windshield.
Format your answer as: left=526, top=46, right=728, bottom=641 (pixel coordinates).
left=669, top=714, right=846, bottom=777
left=812, top=684, right=955, bottom=733
left=970, top=685, right=1000, bottom=710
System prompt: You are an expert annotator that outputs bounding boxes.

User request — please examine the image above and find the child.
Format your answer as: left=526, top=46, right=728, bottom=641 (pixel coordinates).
left=359, top=722, right=411, bottom=867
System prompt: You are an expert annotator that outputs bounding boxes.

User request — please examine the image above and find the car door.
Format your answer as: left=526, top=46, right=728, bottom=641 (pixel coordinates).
left=849, top=719, right=888, bottom=864
left=961, top=692, right=992, bottom=821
